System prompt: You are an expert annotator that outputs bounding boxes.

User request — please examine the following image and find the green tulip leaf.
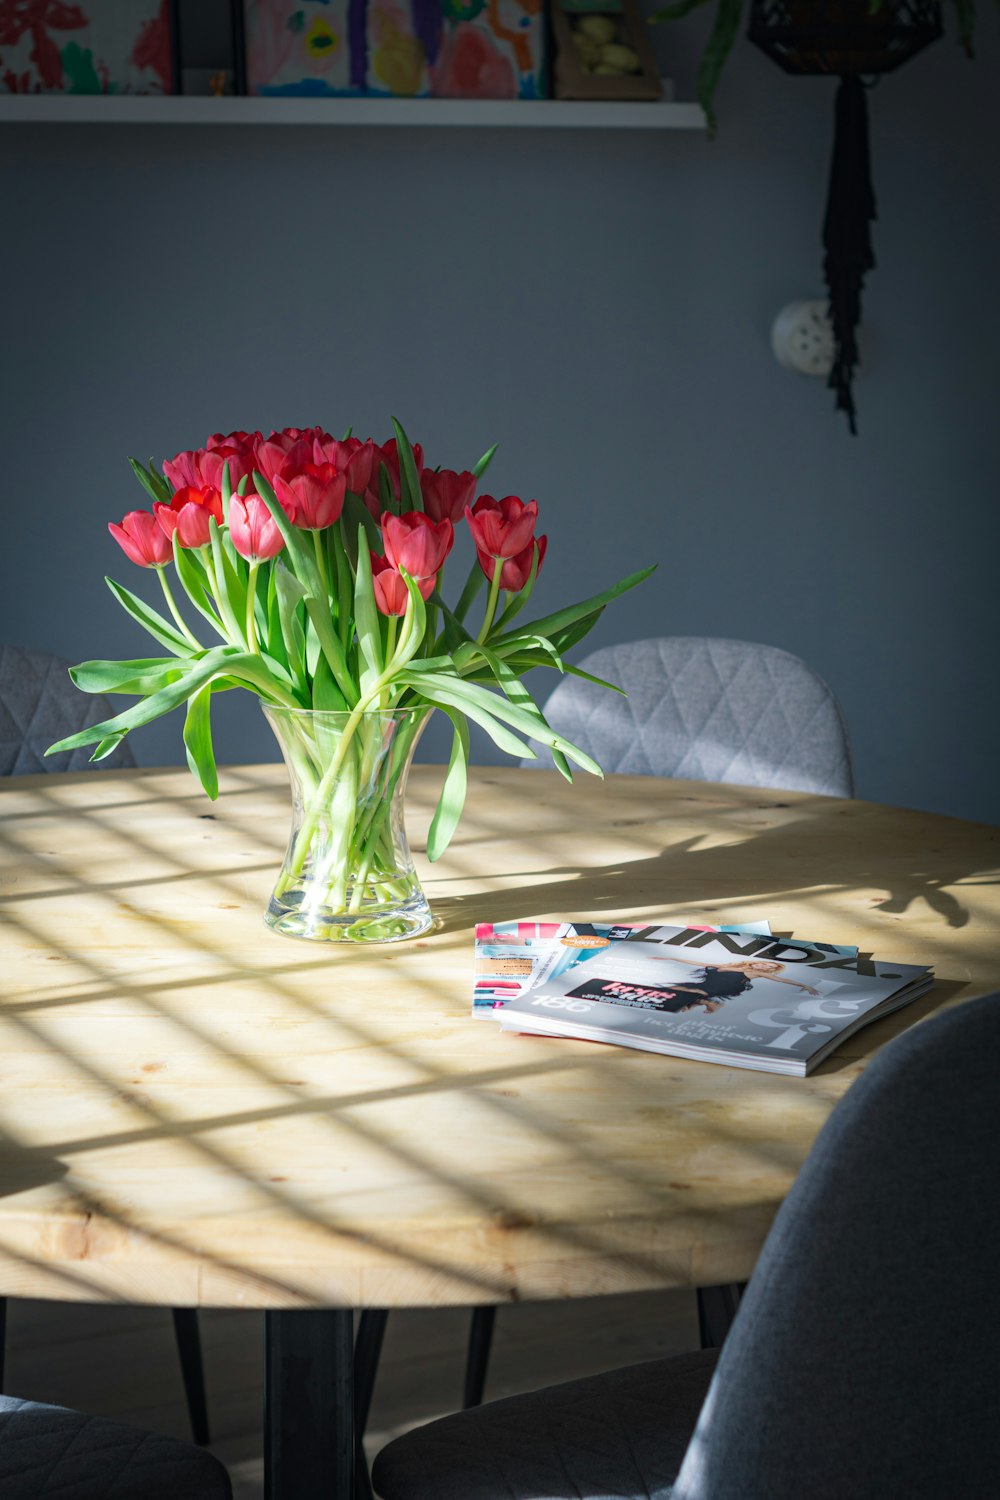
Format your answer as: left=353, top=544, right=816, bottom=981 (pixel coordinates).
left=105, top=577, right=193, bottom=657
left=471, top=442, right=498, bottom=481
left=426, top=707, right=470, bottom=862
left=499, top=565, right=655, bottom=652
left=129, top=457, right=170, bottom=505
left=389, top=416, right=424, bottom=512
left=183, top=681, right=219, bottom=800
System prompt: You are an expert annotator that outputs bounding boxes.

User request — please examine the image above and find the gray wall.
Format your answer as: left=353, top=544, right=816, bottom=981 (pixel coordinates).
left=3, top=12, right=998, bottom=823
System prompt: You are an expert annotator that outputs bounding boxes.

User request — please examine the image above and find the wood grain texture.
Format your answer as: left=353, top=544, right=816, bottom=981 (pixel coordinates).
left=0, top=764, right=997, bottom=1310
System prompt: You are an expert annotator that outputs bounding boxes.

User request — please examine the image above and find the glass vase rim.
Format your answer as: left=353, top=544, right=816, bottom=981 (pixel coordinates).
left=261, top=702, right=428, bottom=725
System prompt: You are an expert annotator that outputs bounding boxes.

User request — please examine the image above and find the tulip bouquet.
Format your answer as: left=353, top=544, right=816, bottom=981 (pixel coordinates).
left=50, top=420, right=652, bottom=942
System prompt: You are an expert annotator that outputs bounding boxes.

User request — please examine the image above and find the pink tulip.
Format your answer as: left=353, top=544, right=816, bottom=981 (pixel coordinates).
left=381, top=511, right=453, bottom=585
left=421, top=468, right=476, bottom=525
left=477, top=534, right=547, bottom=593
left=370, top=553, right=411, bottom=616
left=274, top=463, right=346, bottom=531
left=229, top=494, right=284, bottom=562
left=109, top=509, right=172, bottom=568
left=466, top=495, right=539, bottom=563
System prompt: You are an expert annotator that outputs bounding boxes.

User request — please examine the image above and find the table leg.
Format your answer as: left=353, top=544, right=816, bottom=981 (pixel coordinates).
left=264, top=1309, right=354, bottom=1500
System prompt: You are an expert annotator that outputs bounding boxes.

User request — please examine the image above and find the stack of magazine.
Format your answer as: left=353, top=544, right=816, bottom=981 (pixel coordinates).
left=473, top=919, right=933, bottom=1076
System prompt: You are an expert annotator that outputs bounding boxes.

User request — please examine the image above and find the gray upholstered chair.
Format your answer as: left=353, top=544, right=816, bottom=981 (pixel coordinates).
left=0, top=645, right=208, bottom=1445
left=0, top=643, right=135, bottom=775
left=446, top=636, right=854, bottom=1411
left=373, top=991, right=1000, bottom=1500
left=525, top=636, right=853, bottom=796
left=0, top=1396, right=231, bottom=1499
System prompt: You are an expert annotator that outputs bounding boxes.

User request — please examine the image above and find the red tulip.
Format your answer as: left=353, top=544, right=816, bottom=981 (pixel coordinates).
left=274, top=463, right=346, bottom=530
left=477, top=534, right=547, bottom=593
left=198, top=443, right=255, bottom=493
left=229, top=494, right=284, bottom=562
left=162, top=448, right=202, bottom=493
left=109, top=509, right=172, bottom=568
left=370, top=553, right=411, bottom=616
left=154, top=486, right=223, bottom=549
left=421, top=468, right=476, bottom=525
left=254, top=436, right=313, bottom=487
left=466, top=495, right=539, bottom=564
left=379, top=437, right=425, bottom=498
left=381, top=511, right=453, bottom=585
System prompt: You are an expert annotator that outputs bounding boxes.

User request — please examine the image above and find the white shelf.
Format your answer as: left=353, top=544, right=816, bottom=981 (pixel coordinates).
left=0, top=93, right=704, bottom=130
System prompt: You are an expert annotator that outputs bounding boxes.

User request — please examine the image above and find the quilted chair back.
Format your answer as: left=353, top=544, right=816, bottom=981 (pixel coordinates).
left=0, top=644, right=135, bottom=776
left=0, top=1395, right=232, bottom=1499
left=528, top=637, right=853, bottom=795
left=672, top=990, right=1000, bottom=1500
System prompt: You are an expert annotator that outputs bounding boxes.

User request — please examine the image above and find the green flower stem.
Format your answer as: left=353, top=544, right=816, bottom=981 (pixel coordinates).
left=207, top=524, right=246, bottom=647
left=156, top=567, right=202, bottom=650
left=245, top=561, right=260, bottom=654
left=312, top=529, right=331, bottom=600
left=477, top=557, right=504, bottom=644
left=333, top=530, right=353, bottom=651
left=454, top=561, right=485, bottom=624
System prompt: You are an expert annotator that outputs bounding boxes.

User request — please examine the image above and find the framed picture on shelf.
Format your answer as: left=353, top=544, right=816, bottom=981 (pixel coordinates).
left=244, top=0, right=366, bottom=97
left=243, top=0, right=546, bottom=100
left=0, top=0, right=180, bottom=94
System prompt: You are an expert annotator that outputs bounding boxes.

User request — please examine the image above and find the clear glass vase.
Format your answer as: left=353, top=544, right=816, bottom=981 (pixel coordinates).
left=262, top=704, right=432, bottom=944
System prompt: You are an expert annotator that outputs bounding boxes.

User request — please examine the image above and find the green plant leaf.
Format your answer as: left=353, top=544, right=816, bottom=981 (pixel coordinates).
left=183, top=681, right=218, bottom=799
left=426, top=707, right=470, bottom=861
left=497, top=565, right=655, bottom=651
left=91, top=732, right=128, bottom=763
left=70, top=657, right=188, bottom=695
left=129, top=457, right=170, bottom=504
left=353, top=526, right=383, bottom=695
left=172, top=533, right=226, bottom=636
left=48, top=647, right=298, bottom=757
left=389, top=417, right=424, bottom=512
left=254, top=473, right=358, bottom=703
left=396, top=668, right=601, bottom=773
left=695, top=0, right=743, bottom=135
left=207, top=518, right=246, bottom=644
left=395, top=670, right=535, bottom=758
left=471, top=442, right=498, bottom=480
left=453, top=561, right=485, bottom=625
left=106, top=577, right=192, bottom=656
left=274, top=562, right=308, bottom=693
left=311, top=649, right=349, bottom=712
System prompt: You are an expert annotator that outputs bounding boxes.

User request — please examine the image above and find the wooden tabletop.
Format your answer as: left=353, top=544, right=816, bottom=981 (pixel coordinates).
left=0, top=764, right=997, bottom=1311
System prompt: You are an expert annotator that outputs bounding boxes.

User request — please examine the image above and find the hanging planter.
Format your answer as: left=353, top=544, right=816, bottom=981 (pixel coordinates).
left=652, top=0, right=986, bottom=431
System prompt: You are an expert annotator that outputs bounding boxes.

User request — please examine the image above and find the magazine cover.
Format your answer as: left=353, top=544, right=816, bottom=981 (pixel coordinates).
left=497, top=924, right=932, bottom=1075
left=473, top=919, right=857, bottom=1018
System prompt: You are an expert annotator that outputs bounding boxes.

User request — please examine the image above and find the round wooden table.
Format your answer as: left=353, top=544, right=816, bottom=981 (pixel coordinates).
left=1, top=764, right=998, bottom=1496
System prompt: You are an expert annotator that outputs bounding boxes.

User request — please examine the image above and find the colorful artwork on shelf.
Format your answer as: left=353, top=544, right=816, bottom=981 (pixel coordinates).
left=245, top=0, right=366, bottom=96
left=369, top=0, right=546, bottom=99
left=244, top=0, right=546, bottom=100
left=0, top=0, right=175, bottom=94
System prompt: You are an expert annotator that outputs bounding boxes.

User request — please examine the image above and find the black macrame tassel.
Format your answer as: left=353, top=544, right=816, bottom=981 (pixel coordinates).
left=822, top=75, right=876, bottom=434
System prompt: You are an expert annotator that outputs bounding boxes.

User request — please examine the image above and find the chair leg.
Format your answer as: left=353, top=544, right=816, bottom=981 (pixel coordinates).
left=171, top=1307, right=210, bottom=1446
left=463, top=1306, right=496, bottom=1409
left=354, top=1309, right=389, bottom=1439
left=696, top=1283, right=745, bottom=1350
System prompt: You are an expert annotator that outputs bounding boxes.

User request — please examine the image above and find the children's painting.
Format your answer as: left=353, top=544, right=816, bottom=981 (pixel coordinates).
left=369, top=0, right=546, bottom=99
left=0, top=1, right=175, bottom=94
left=245, top=0, right=546, bottom=100
left=245, top=0, right=365, bottom=96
